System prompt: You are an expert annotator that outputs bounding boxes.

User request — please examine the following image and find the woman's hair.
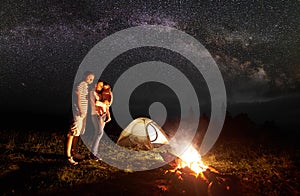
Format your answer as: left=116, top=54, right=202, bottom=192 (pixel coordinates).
left=95, top=80, right=103, bottom=94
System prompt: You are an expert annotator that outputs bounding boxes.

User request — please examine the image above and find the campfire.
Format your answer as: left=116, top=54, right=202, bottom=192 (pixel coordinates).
left=166, top=145, right=209, bottom=178
left=160, top=145, right=241, bottom=195
left=171, top=145, right=209, bottom=177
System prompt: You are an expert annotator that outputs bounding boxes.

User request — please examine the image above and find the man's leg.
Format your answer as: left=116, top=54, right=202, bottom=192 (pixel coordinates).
left=66, top=120, right=78, bottom=165
left=71, top=136, right=85, bottom=160
left=71, top=116, right=85, bottom=160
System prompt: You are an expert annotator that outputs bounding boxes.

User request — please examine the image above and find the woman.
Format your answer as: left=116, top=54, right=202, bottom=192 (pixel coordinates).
left=90, top=81, right=113, bottom=161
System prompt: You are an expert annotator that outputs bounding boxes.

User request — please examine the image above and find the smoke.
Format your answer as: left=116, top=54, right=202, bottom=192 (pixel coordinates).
left=167, top=117, right=200, bottom=158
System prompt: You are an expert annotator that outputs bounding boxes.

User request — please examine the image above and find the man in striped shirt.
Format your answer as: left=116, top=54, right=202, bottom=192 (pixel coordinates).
left=66, top=71, right=95, bottom=165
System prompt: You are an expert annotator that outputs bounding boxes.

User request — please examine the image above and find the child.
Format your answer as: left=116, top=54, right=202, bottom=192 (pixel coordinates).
left=95, top=99, right=111, bottom=123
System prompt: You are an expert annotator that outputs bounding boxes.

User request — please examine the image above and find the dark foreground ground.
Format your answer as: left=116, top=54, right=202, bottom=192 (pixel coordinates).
left=0, top=114, right=299, bottom=196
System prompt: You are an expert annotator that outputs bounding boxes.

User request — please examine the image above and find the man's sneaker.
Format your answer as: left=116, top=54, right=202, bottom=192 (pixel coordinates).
left=67, top=156, right=78, bottom=165
left=72, top=153, right=85, bottom=160
left=90, top=154, right=102, bottom=161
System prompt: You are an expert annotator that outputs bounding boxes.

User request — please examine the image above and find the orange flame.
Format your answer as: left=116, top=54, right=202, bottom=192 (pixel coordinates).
left=172, top=145, right=208, bottom=177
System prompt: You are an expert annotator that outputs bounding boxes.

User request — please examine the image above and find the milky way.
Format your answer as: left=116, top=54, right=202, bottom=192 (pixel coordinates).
left=0, top=0, right=299, bottom=113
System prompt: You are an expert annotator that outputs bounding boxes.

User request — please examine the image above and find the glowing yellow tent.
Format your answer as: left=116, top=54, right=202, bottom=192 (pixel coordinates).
left=117, top=117, right=169, bottom=150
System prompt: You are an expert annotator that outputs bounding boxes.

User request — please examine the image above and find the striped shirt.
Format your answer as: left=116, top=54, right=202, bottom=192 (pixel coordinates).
left=75, top=81, right=89, bottom=114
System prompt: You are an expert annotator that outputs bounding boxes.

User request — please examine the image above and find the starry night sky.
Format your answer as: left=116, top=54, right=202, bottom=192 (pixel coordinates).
left=1, top=0, right=299, bottom=129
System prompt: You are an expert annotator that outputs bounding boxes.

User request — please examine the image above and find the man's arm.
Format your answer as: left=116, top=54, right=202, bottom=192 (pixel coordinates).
left=76, top=91, right=84, bottom=117
left=76, top=83, right=86, bottom=118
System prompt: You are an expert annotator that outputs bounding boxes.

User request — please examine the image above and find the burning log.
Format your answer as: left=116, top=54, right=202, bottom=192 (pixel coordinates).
left=160, top=145, right=242, bottom=195
left=161, top=163, right=241, bottom=195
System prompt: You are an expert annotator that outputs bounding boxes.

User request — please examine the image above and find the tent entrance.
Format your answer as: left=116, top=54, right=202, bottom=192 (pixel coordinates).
left=147, top=123, right=158, bottom=142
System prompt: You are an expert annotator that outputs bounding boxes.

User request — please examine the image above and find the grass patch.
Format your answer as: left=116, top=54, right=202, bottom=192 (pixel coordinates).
left=0, top=129, right=299, bottom=195
left=202, top=138, right=300, bottom=195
